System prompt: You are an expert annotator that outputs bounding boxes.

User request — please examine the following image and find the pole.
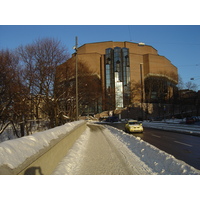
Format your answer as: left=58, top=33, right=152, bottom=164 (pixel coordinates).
left=75, top=36, right=78, bottom=120
left=140, top=64, right=143, bottom=103
left=140, top=63, right=144, bottom=120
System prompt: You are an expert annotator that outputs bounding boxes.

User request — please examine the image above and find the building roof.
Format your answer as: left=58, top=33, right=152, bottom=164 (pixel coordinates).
left=76, top=41, right=158, bottom=56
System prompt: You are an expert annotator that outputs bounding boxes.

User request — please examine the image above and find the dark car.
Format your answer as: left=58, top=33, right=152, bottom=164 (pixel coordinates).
left=106, top=116, right=119, bottom=122
left=186, top=117, right=195, bottom=124
left=192, top=116, right=200, bottom=122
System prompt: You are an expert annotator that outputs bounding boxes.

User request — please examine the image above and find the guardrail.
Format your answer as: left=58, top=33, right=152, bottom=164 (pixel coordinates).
left=0, top=121, right=87, bottom=175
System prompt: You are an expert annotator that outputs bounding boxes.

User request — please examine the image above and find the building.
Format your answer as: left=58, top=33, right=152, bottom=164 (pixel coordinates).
left=58, top=41, right=178, bottom=115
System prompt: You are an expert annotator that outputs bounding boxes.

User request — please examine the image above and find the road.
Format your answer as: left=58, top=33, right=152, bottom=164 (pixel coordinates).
left=105, top=122, right=200, bottom=170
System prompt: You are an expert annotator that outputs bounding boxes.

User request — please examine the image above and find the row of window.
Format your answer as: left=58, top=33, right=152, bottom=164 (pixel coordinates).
left=105, top=47, right=131, bottom=109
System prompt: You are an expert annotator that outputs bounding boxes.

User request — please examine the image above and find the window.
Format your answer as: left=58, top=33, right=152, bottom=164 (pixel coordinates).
left=105, top=47, right=131, bottom=109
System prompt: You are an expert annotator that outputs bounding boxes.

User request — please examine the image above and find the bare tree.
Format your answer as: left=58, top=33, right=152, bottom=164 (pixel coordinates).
left=55, top=60, right=102, bottom=120
left=0, top=49, right=26, bottom=136
left=185, top=81, right=198, bottom=91
left=177, top=74, right=184, bottom=90
left=17, top=38, right=69, bottom=127
left=130, top=81, right=142, bottom=103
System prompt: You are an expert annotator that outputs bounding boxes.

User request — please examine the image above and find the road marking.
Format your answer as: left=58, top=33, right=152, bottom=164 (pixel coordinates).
left=151, top=134, right=161, bottom=138
left=174, top=141, right=192, bottom=147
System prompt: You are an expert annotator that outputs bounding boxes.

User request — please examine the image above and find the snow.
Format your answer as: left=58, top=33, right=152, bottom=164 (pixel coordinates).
left=0, top=120, right=50, bottom=142
left=105, top=125, right=200, bottom=174
left=53, top=125, right=154, bottom=175
left=53, top=122, right=200, bottom=175
left=52, top=126, right=91, bottom=175
left=1, top=119, right=200, bottom=175
left=0, top=120, right=85, bottom=170
left=142, top=120, right=200, bottom=136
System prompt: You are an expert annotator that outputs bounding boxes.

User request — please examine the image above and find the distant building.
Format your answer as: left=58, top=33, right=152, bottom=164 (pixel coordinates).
left=58, top=41, right=178, bottom=113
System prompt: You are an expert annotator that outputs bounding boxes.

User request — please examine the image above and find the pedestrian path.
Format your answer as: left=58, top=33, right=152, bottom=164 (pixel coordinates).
left=53, top=125, right=154, bottom=175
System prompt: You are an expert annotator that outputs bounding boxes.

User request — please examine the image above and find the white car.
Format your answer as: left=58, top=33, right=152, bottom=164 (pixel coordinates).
left=125, top=120, right=143, bottom=133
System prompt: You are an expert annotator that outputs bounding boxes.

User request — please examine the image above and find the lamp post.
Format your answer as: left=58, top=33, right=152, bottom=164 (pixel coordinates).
left=190, top=77, right=200, bottom=91
left=73, top=36, right=79, bottom=121
left=140, top=63, right=144, bottom=120
left=190, top=77, right=200, bottom=116
left=140, top=63, right=144, bottom=104
left=190, top=76, right=200, bottom=80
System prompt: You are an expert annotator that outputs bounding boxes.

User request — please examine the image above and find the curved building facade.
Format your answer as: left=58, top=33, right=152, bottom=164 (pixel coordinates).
left=68, top=41, right=178, bottom=112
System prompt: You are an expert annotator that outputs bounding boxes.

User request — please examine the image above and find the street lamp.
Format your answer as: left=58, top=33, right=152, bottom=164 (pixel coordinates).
left=190, top=77, right=200, bottom=91
left=140, top=63, right=144, bottom=120
left=140, top=63, right=144, bottom=104
left=190, top=77, right=200, bottom=116
left=190, top=77, right=200, bottom=81
left=73, top=36, right=79, bottom=121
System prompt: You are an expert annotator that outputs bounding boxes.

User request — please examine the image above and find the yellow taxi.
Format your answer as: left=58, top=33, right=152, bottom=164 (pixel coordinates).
left=125, top=120, right=143, bottom=133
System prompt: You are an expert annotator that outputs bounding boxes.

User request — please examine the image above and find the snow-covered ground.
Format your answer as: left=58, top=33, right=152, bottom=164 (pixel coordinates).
left=0, top=120, right=50, bottom=142
left=142, top=119, right=200, bottom=136
left=0, top=121, right=85, bottom=171
left=53, top=125, right=154, bottom=175
left=53, top=122, right=200, bottom=175
left=0, top=120, right=200, bottom=175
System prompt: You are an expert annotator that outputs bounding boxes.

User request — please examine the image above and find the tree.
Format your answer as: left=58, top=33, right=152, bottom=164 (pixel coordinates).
left=185, top=81, right=198, bottom=91
left=130, top=80, right=142, bottom=103
left=0, top=49, right=26, bottom=136
left=177, top=74, right=184, bottom=90
left=17, top=38, right=69, bottom=127
left=55, top=59, right=102, bottom=120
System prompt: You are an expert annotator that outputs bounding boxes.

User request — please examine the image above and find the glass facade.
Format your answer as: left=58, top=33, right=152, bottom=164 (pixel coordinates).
left=122, top=48, right=130, bottom=107
left=105, top=47, right=130, bottom=110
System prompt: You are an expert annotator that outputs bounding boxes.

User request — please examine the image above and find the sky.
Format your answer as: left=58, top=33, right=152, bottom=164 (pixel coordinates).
left=1, top=25, right=200, bottom=89
left=1, top=1, right=199, bottom=193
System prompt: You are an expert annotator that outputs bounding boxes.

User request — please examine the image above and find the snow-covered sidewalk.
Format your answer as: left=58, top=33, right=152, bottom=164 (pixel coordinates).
left=1, top=120, right=199, bottom=175
left=53, top=123, right=200, bottom=175
left=53, top=125, right=153, bottom=175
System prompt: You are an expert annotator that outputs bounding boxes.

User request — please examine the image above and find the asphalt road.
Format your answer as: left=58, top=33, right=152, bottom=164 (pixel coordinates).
left=105, top=122, right=200, bottom=170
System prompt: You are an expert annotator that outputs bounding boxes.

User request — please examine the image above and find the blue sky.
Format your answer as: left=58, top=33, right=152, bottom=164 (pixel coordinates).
left=0, top=25, right=200, bottom=89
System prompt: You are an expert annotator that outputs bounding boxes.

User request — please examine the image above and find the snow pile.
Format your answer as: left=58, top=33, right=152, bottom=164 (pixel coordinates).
left=53, top=125, right=154, bottom=175
left=106, top=126, right=200, bottom=175
left=53, top=127, right=91, bottom=175
left=53, top=123, right=200, bottom=175
left=0, top=126, right=17, bottom=142
left=142, top=121, right=200, bottom=136
left=1, top=119, right=199, bottom=175
left=0, top=121, right=85, bottom=170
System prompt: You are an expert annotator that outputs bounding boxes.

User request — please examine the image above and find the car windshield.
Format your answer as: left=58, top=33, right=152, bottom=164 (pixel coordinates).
left=129, top=122, right=140, bottom=125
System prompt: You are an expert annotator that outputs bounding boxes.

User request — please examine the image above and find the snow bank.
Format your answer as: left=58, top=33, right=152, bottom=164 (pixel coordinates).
left=53, top=127, right=91, bottom=175
left=106, top=125, right=200, bottom=175
left=142, top=121, right=200, bottom=136
left=1, top=119, right=199, bottom=175
left=0, top=121, right=85, bottom=171
left=53, top=123, right=200, bottom=175
left=53, top=125, right=155, bottom=175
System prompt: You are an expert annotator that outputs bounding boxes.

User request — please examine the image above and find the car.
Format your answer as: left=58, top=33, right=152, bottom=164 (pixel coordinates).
left=186, top=117, right=195, bottom=124
left=125, top=120, right=143, bottom=133
left=192, top=116, right=200, bottom=122
left=106, top=116, right=119, bottom=122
